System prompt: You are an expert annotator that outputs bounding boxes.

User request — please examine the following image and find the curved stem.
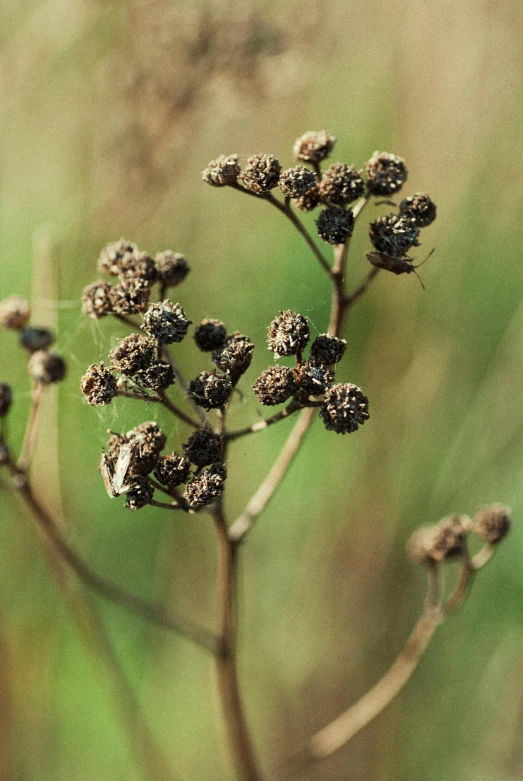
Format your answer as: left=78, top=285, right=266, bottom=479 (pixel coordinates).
left=225, top=401, right=303, bottom=441
left=266, top=195, right=331, bottom=275
left=17, top=382, right=44, bottom=471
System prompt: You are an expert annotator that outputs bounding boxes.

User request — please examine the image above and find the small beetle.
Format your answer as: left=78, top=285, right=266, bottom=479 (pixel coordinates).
left=366, top=248, right=435, bottom=289
left=99, top=442, right=135, bottom=498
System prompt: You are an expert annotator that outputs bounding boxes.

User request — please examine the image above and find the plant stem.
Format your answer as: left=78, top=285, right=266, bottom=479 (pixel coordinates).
left=225, top=401, right=303, bottom=441
left=17, top=382, right=44, bottom=471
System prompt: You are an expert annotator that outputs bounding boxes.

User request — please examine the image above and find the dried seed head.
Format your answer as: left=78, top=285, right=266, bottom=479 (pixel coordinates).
left=369, top=214, right=420, bottom=257
left=194, top=319, right=227, bottom=352
left=29, top=351, right=66, bottom=385
left=139, top=360, right=175, bottom=391
left=82, top=280, right=114, bottom=319
left=279, top=166, right=317, bottom=198
left=319, top=163, right=365, bottom=206
left=188, top=371, right=233, bottom=410
left=316, top=206, right=355, bottom=245
left=81, top=363, right=118, bottom=406
left=472, top=504, right=511, bottom=545
left=155, top=251, right=189, bottom=287
left=106, top=432, right=130, bottom=464
left=293, top=184, right=321, bottom=213
left=212, top=332, right=254, bottom=381
left=154, top=453, right=190, bottom=488
left=293, top=130, right=336, bottom=163
left=0, top=383, right=12, bottom=416
left=118, top=251, right=157, bottom=287
left=141, top=300, right=192, bottom=344
left=241, top=154, right=281, bottom=193
left=295, top=361, right=334, bottom=396
left=310, top=333, right=347, bottom=366
left=320, top=383, right=369, bottom=434
left=183, top=427, right=223, bottom=467
left=202, top=154, right=241, bottom=187
left=185, top=463, right=227, bottom=508
left=124, top=476, right=154, bottom=510
left=366, top=151, right=408, bottom=196
left=132, top=421, right=167, bottom=453
left=110, top=334, right=156, bottom=376
left=19, top=327, right=55, bottom=353
left=267, top=310, right=310, bottom=357
left=252, top=365, right=299, bottom=406
left=98, top=239, right=138, bottom=276
left=399, top=193, right=437, bottom=228
left=108, top=277, right=150, bottom=315
left=0, top=296, right=31, bottom=329
left=407, top=515, right=472, bottom=566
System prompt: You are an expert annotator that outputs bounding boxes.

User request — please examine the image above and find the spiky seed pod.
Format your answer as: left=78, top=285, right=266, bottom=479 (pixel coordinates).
left=316, top=206, right=355, bottom=245
left=278, top=166, right=317, bottom=198
left=366, top=151, right=408, bottom=196
left=155, top=251, right=189, bottom=287
left=399, top=193, right=437, bottom=228
left=183, top=427, right=223, bottom=467
left=188, top=371, right=233, bottom=410
left=369, top=214, right=420, bottom=257
left=82, top=280, right=114, bottom=319
left=407, top=515, right=472, bottom=566
left=118, top=251, right=157, bottom=287
left=132, top=421, right=167, bottom=453
left=241, top=154, right=281, bottom=193
left=310, top=333, right=347, bottom=366
left=154, top=453, right=190, bottom=488
left=319, top=163, right=365, bottom=206
left=185, top=464, right=227, bottom=508
left=267, top=310, right=310, bottom=357
left=97, top=239, right=138, bottom=276
left=139, top=360, right=175, bottom=391
left=194, top=319, right=227, bottom=352
left=202, top=154, right=241, bottom=186
left=110, top=334, right=156, bottom=376
left=108, top=278, right=150, bottom=315
left=29, top=351, right=66, bottom=385
left=81, top=363, right=118, bottom=406
left=124, top=476, right=154, bottom=510
left=0, top=383, right=12, bottom=416
left=320, top=383, right=369, bottom=434
left=293, top=130, right=336, bottom=163
left=212, top=332, right=254, bottom=381
left=19, top=327, right=55, bottom=353
left=295, top=361, right=334, bottom=396
left=292, top=185, right=321, bottom=213
left=472, top=504, right=511, bottom=545
left=141, top=300, right=191, bottom=344
left=0, top=296, right=31, bottom=329
left=252, top=365, right=299, bottom=406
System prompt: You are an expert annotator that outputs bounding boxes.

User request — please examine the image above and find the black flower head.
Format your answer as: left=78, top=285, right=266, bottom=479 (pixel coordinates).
left=0, top=383, right=12, bottom=416
left=369, top=214, right=420, bottom=258
left=212, top=332, right=254, bottom=382
left=295, top=361, right=334, bottom=396
left=472, top=504, right=511, bottom=545
left=155, top=251, right=189, bottom=287
left=316, top=206, right=355, bottom=245
left=310, top=334, right=347, bottom=366
left=320, top=383, right=369, bottom=434
left=366, top=151, right=408, bottom=196
left=399, top=193, right=437, bottom=228
left=154, top=453, right=191, bottom=488
left=139, top=360, right=175, bottom=391
left=183, top=427, right=223, bottom=467
left=124, top=476, right=154, bottom=510
left=29, top=351, right=66, bottom=385
left=141, top=300, right=192, bottom=344
left=20, top=327, right=55, bottom=353
left=319, top=163, right=365, bottom=206
left=267, top=310, right=310, bottom=358
left=188, top=371, right=232, bottom=410
left=194, top=319, right=227, bottom=352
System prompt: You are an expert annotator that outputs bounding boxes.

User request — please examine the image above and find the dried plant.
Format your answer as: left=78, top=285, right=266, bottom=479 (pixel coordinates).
left=0, top=131, right=511, bottom=781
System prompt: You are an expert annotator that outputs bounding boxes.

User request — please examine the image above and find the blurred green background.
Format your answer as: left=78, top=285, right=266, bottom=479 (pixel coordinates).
left=1, top=1, right=523, bottom=779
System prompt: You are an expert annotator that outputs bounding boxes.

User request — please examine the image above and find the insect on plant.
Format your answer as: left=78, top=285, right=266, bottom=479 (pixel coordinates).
left=366, top=247, right=435, bottom=288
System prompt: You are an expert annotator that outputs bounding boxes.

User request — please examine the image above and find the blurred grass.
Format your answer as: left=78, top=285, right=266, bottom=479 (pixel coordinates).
left=1, top=0, right=523, bottom=779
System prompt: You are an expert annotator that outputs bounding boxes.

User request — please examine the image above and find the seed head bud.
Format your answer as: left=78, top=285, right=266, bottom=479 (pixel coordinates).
left=320, top=383, right=369, bottom=434
left=0, top=296, right=31, bottom=329
left=97, top=239, right=138, bottom=276
left=202, top=154, right=241, bottom=186
left=154, top=453, right=190, bottom=488
left=241, top=154, right=281, bottom=193
left=295, top=361, right=334, bottom=396
left=132, top=421, right=167, bottom=453
left=399, top=193, right=437, bottom=228
left=183, top=427, right=223, bottom=467
left=212, top=332, right=254, bottom=381
left=293, top=184, right=321, bottom=213
left=310, top=333, right=347, bottom=366
left=29, top=351, right=66, bottom=385
left=110, top=334, right=156, bottom=376
left=188, top=371, right=233, bottom=410
left=366, top=151, right=408, bottom=196
left=0, top=383, right=12, bottom=416
left=252, top=365, right=299, bottom=406
left=316, top=206, right=355, bottom=245
left=185, top=464, right=227, bottom=508
left=81, top=363, right=118, bottom=406
left=82, top=280, right=114, bottom=319
left=139, top=360, right=174, bottom=391
left=293, top=130, right=336, bottom=163
left=118, top=251, right=157, bottom=287
left=141, top=300, right=191, bottom=344
left=319, top=163, right=365, bottom=206
left=108, top=277, right=150, bottom=314
left=369, top=214, right=420, bottom=257
left=267, top=310, right=310, bottom=357
left=407, top=515, right=472, bottom=566
left=155, top=251, right=189, bottom=287
left=278, top=166, right=317, bottom=198
left=124, top=476, right=154, bottom=510
left=472, top=504, right=511, bottom=545
left=194, top=319, right=227, bottom=352
left=19, top=327, right=55, bottom=353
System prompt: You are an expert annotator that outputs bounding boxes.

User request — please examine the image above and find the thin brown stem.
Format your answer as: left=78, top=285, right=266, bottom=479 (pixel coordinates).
left=161, top=347, right=208, bottom=426
left=17, top=382, right=44, bottom=471
left=345, top=267, right=380, bottom=312
left=149, top=500, right=185, bottom=511
left=158, top=391, right=200, bottom=428
left=225, top=401, right=303, bottom=441
left=267, top=194, right=332, bottom=275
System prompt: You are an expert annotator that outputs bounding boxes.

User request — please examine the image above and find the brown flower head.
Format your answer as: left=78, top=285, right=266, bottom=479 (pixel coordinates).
left=154, top=453, right=190, bottom=488
left=20, top=327, right=55, bottom=353
left=81, top=363, right=118, bottom=406
left=369, top=214, right=420, bottom=257
left=110, top=334, right=156, bottom=376
left=295, top=361, right=334, bottom=396
left=185, top=464, right=227, bottom=508
left=139, top=360, right=175, bottom=391
left=132, top=421, right=167, bottom=454
left=82, top=280, right=114, bottom=319
left=316, top=206, right=355, bottom=245
left=252, top=365, right=299, bottom=406
left=194, top=319, right=227, bottom=352
left=124, top=476, right=154, bottom=510
left=212, top=332, right=254, bottom=382
left=97, top=239, right=138, bottom=277
left=319, top=163, right=365, bottom=206
left=241, top=154, right=281, bottom=193
left=407, top=515, right=472, bottom=566
left=366, top=151, right=408, bottom=196
left=310, top=333, right=347, bottom=366
left=472, top=504, right=511, bottom=545
left=108, top=278, right=150, bottom=315
left=202, top=154, right=241, bottom=187
left=0, top=383, right=12, bottom=416
left=29, top=351, right=66, bottom=385
left=118, top=251, right=157, bottom=287
left=293, top=185, right=321, bottom=213
left=0, top=296, right=31, bottom=329
left=320, top=383, right=369, bottom=434
left=267, top=310, right=310, bottom=357
left=293, top=130, right=336, bottom=163
left=142, top=300, right=191, bottom=344
left=188, top=371, right=233, bottom=410
left=183, top=426, right=223, bottom=467
left=279, top=166, right=317, bottom=199
left=399, top=193, right=437, bottom=228
left=155, top=251, right=189, bottom=287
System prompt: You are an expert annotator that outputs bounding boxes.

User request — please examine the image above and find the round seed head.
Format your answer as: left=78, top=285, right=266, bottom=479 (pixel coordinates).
left=202, top=154, right=241, bottom=186
left=108, top=277, right=150, bottom=315
left=241, top=154, right=281, bottom=193
left=141, top=300, right=191, bottom=344
left=118, top=251, right=157, bottom=287
left=407, top=515, right=471, bottom=566
left=0, top=296, right=31, bottom=329
left=366, top=151, right=408, bottom=196
left=319, top=163, right=365, bottom=206
left=183, top=427, right=223, bottom=467
left=82, top=280, right=114, bottom=319
left=185, top=463, right=227, bottom=508
left=124, top=476, right=154, bottom=510
left=267, top=310, right=310, bottom=357
left=188, top=371, right=232, bottom=410
left=320, top=383, right=369, bottom=434
left=252, top=365, right=299, bottom=406
left=29, top=351, right=66, bottom=385
left=295, top=361, right=334, bottom=396
left=194, top=319, right=227, bottom=352
left=399, top=193, right=437, bottom=228
left=316, top=206, right=355, bottom=245
left=131, top=421, right=167, bottom=453
left=293, top=184, right=321, bottom=213
left=154, top=453, right=190, bottom=488
left=472, top=504, right=510, bottom=545
left=19, top=327, right=55, bottom=353
left=369, top=214, right=420, bottom=257
left=310, top=333, right=347, bottom=366
left=81, top=363, right=118, bottom=406
left=0, top=383, right=12, bottom=416
left=139, top=360, right=175, bottom=391
left=97, top=239, right=138, bottom=276
left=212, top=332, right=254, bottom=381
left=279, top=166, right=317, bottom=198
left=110, top=334, right=156, bottom=376
left=293, top=130, right=336, bottom=163
left=155, top=251, right=189, bottom=287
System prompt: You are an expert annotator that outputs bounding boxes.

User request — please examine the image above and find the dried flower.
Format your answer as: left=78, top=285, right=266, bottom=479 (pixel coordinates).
left=407, top=515, right=472, bottom=566
left=0, top=296, right=31, bottom=329
left=310, top=334, right=347, bottom=366
left=132, top=421, right=167, bottom=453
left=188, top=371, right=232, bottom=410
left=82, top=280, right=114, bottom=319
left=279, top=166, right=317, bottom=198
left=212, top=332, right=254, bottom=381
left=124, top=476, right=154, bottom=510
left=98, top=239, right=138, bottom=276
left=267, top=310, right=310, bottom=357
left=110, top=334, right=156, bottom=376
left=141, top=300, right=192, bottom=344
left=154, top=453, right=190, bottom=488
left=81, top=363, right=118, bottom=406
left=472, top=504, right=511, bottom=545
left=155, top=251, right=189, bottom=287
left=118, top=251, right=157, bottom=287
left=184, top=427, right=223, bottom=467
left=399, top=193, right=437, bottom=228
left=194, top=319, right=227, bottom=352
left=316, top=206, right=355, bottom=245
left=202, top=154, right=241, bottom=187
left=0, top=383, right=12, bottom=416
left=293, top=185, right=321, bottom=213
left=139, top=360, right=175, bottom=391
left=319, top=163, right=365, bottom=206
left=366, top=151, right=408, bottom=196
left=293, top=130, right=336, bottom=163
left=369, top=214, right=420, bottom=257
left=19, top=327, right=55, bottom=353
left=241, top=154, right=281, bottom=193
left=320, top=383, right=369, bottom=434
left=252, top=365, right=299, bottom=406
left=28, top=351, right=66, bottom=385
left=185, top=463, right=227, bottom=508
left=108, top=278, right=150, bottom=315
left=295, top=361, right=334, bottom=396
